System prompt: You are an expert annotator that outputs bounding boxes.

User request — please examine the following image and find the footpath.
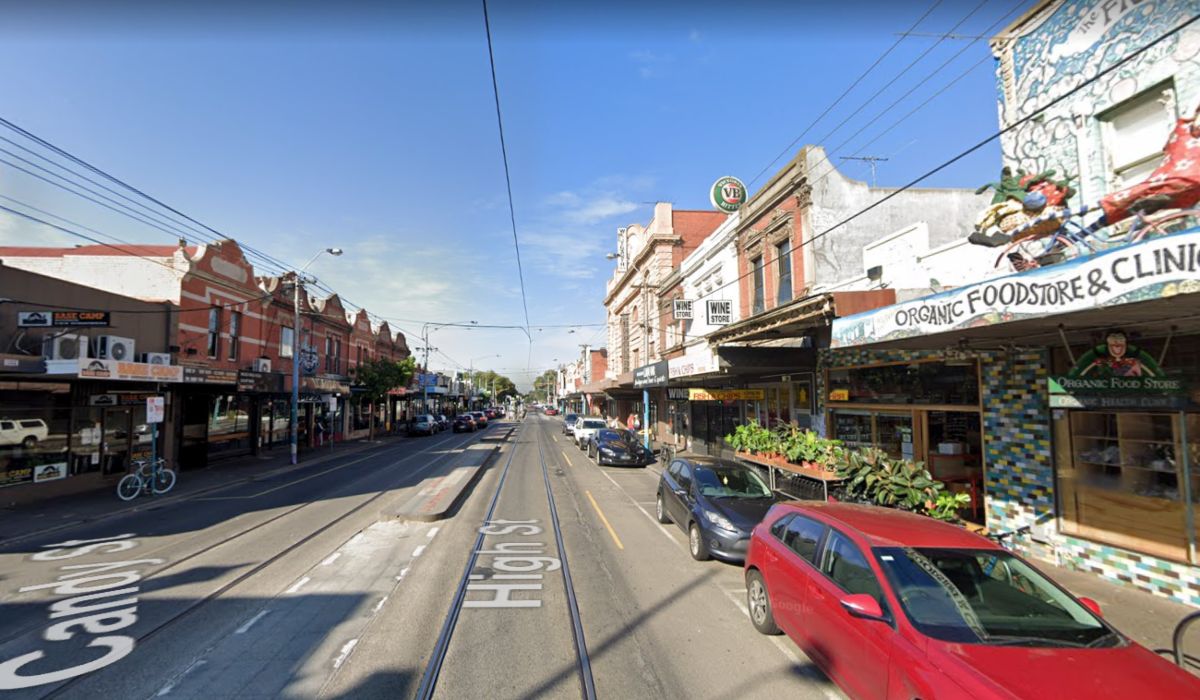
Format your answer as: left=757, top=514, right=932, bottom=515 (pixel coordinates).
left=0, top=434, right=407, bottom=547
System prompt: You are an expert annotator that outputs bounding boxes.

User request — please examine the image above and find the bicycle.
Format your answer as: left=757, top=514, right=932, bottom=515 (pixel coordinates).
left=116, top=456, right=177, bottom=501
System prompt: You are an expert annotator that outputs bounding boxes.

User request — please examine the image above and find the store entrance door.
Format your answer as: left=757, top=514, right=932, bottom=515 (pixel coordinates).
left=101, top=407, right=132, bottom=476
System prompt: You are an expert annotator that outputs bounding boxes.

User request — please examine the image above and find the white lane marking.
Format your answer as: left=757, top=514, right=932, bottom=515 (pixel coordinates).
left=592, top=464, right=682, bottom=548
left=235, top=609, right=270, bottom=634
left=155, top=659, right=207, bottom=696
left=412, top=545, right=426, bottom=558
left=373, top=595, right=388, bottom=613
left=332, top=638, right=359, bottom=669
left=321, top=552, right=342, bottom=566
left=396, top=566, right=410, bottom=582
left=426, top=527, right=440, bottom=538
left=285, top=576, right=311, bottom=594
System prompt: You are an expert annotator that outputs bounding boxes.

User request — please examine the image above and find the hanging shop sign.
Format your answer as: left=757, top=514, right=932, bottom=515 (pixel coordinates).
left=706, top=299, right=733, bottom=326
left=33, top=462, right=67, bottom=483
left=1049, top=330, right=1189, bottom=409
left=17, top=310, right=110, bottom=327
left=673, top=299, right=694, bottom=320
left=302, top=376, right=350, bottom=395
left=633, top=360, right=668, bottom=389
left=668, top=349, right=720, bottom=379
left=183, top=366, right=238, bottom=385
left=831, top=229, right=1200, bottom=348
left=75, top=358, right=184, bottom=383
left=710, top=176, right=747, bottom=214
left=146, top=396, right=165, bottom=423
left=688, top=388, right=764, bottom=401
left=237, top=369, right=284, bottom=393
left=299, top=346, right=320, bottom=376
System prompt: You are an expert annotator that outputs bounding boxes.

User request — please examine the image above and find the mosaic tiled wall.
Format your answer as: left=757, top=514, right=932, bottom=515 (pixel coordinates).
left=819, top=346, right=1200, bottom=607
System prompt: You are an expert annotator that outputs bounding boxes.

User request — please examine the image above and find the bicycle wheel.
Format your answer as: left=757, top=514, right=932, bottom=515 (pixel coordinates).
left=152, top=468, right=177, bottom=495
left=117, top=474, right=143, bottom=501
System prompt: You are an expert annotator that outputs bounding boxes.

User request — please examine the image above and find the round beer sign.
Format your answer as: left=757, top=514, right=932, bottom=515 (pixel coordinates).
left=710, top=176, right=747, bottom=213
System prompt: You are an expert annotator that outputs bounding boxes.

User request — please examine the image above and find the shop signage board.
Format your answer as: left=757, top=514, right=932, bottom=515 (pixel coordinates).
left=90, top=391, right=157, bottom=406
left=0, top=466, right=33, bottom=488
left=183, top=366, right=238, bottom=384
left=668, top=349, right=720, bottom=379
left=1049, top=330, right=1189, bottom=409
left=706, top=299, right=733, bottom=326
left=633, top=360, right=668, bottom=389
left=673, top=299, right=693, bottom=320
left=237, top=370, right=283, bottom=393
left=710, top=176, right=747, bottom=213
left=18, top=310, right=110, bottom=327
left=76, top=358, right=184, bottom=383
left=1, top=354, right=46, bottom=374
left=688, top=388, right=764, bottom=401
left=33, top=462, right=67, bottom=483
left=667, top=387, right=691, bottom=400
left=831, top=229, right=1200, bottom=348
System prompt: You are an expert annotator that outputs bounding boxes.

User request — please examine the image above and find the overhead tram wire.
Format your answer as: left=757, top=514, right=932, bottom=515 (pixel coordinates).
left=663, top=12, right=1200, bottom=312
left=747, top=0, right=946, bottom=188
left=482, top=0, right=532, bottom=340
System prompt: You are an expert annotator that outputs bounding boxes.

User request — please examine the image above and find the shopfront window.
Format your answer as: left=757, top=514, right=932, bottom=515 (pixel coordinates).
left=208, top=394, right=253, bottom=456
left=0, top=383, right=73, bottom=488
left=827, top=360, right=979, bottom=406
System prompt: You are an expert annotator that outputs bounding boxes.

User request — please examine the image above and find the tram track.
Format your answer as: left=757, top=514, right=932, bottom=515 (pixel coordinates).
left=415, top=418, right=596, bottom=700
left=17, top=427, right=490, bottom=699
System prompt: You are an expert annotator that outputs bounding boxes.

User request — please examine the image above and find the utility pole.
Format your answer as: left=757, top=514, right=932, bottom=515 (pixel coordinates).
left=840, top=155, right=888, bottom=187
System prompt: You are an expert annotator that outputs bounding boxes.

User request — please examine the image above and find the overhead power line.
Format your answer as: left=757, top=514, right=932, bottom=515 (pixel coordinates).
left=481, top=0, right=532, bottom=339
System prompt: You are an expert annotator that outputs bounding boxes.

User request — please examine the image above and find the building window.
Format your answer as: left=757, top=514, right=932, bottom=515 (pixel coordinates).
left=752, top=255, right=765, bottom=315
left=280, top=325, right=294, bottom=358
left=620, top=313, right=630, bottom=372
left=1101, top=83, right=1175, bottom=190
left=776, top=240, right=793, bottom=304
left=228, top=310, right=240, bottom=361
left=325, top=336, right=334, bottom=372
left=334, top=338, right=342, bottom=374
left=207, top=308, right=221, bottom=358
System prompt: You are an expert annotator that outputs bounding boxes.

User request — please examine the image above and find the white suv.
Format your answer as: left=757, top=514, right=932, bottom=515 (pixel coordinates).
left=573, top=418, right=607, bottom=451
left=0, top=419, right=49, bottom=448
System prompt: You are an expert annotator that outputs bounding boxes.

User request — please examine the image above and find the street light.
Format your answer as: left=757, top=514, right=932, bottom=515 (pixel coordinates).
left=291, top=247, right=343, bottom=466
left=420, top=320, right=476, bottom=417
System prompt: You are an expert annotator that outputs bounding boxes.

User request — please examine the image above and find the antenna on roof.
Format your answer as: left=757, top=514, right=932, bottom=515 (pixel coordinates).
left=840, top=155, right=889, bottom=187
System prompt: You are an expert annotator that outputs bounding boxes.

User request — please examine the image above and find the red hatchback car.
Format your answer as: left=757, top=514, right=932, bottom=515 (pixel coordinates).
left=744, top=502, right=1200, bottom=700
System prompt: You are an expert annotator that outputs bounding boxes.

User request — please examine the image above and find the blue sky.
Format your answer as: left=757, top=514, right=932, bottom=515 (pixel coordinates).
left=0, top=0, right=1019, bottom=388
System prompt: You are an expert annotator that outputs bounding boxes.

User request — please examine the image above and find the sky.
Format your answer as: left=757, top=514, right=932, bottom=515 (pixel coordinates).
left=0, top=0, right=1019, bottom=389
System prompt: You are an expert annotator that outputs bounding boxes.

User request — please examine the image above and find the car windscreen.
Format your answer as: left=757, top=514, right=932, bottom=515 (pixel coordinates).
left=692, top=465, right=772, bottom=499
left=564, top=414, right=579, bottom=422
left=873, top=547, right=1115, bottom=648
left=597, top=429, right=635, bottom=443
left=580, top=420, right=606, bottom=430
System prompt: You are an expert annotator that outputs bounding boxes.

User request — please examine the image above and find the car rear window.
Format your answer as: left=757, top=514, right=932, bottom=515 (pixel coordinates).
left=19, top=420, right=42, bottom=428
left=565, top=414, right=579, bottom=422
left=581, top=419, right=605, bottom=429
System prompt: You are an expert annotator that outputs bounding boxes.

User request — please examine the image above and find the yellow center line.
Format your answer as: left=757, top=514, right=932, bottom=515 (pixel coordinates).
left=585, top=490, right=624, bottom=550
left=561, top=449, right=573, bottom=466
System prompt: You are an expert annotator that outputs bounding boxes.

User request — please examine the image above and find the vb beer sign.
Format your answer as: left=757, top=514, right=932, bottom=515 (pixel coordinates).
left=710, top=176, right=747, bottom=213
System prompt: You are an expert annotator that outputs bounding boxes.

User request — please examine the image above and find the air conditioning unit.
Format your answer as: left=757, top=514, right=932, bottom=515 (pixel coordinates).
left=253, top=358, right=272, bottom=372
left=43, top=334, right=88, bottom=360
left=142, top=352, right=172, bottom=366
left=97, top=336, right=136, bottom=361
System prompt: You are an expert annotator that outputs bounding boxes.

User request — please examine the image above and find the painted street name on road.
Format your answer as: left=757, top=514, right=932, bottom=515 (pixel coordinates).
left=0, top=533, right=160, bottom=689
left=465, top=520, right=560, bottom=608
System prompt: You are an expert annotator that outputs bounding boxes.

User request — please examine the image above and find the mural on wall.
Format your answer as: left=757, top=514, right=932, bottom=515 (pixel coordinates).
left=994, top=0, right=1200, bottom=200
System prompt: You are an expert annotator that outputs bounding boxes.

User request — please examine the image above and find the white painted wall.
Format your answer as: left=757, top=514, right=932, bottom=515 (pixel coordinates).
left=677, top=211, right=740, bottom=345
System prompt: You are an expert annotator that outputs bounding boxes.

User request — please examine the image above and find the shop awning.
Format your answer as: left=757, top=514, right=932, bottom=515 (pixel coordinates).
left=830, top=228, right=1200, bottom=350
left=707, top=290, right=896, bottom=345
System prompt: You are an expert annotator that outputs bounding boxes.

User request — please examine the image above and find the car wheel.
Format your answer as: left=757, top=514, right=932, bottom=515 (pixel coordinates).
left=21, top=436, right=37, bottom=449
left=655, top=492, right=671, bottom=524
left=746, top=570, right=781, bottom=635
left=689, top=523, right=709, bottom=561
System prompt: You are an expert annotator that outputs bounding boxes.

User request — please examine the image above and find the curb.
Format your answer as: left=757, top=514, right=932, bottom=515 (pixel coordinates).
left=384, top=428, right=513, bottom=523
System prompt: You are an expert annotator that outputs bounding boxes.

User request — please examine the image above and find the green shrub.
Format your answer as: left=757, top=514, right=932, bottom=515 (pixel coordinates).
left=724, top=420, right=776, bottom=454
left=779, top=427, right=843, bottom=469
left=835, top=447, right=944, bottom=510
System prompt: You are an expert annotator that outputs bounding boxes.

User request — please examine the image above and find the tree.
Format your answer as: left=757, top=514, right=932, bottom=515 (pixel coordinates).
left=470, top=369, right=519, bottom=403
left=352, top=357, right=417, bottom=440
left=530, top=369, right=557, bottom=403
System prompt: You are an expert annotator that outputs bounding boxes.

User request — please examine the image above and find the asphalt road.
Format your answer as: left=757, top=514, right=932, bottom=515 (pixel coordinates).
left=0, top=415, right=843, bottom=699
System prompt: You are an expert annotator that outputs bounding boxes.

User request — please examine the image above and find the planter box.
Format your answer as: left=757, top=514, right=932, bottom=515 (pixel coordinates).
left=735, top=451, right=843, bottom=483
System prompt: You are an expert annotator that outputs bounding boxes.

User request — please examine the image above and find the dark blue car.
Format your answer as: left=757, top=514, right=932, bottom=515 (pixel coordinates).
left=656, top=457, right=779, bottom=563
left=586, top=428, right=654, bottom=466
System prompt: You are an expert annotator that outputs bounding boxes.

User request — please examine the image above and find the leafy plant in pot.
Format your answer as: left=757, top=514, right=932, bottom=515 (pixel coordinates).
left=835, top=447, right=944, bottom=510
left=780, top=428, right=844, bottom=472
left=725, top=421, right=777, bottom=456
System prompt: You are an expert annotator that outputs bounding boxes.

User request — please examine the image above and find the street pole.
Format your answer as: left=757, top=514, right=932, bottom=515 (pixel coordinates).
left=422, top=325, right=430, bottom=418
left=643, top=388, right=650, bottom=451
left=291, top=273, right=301, bottom=466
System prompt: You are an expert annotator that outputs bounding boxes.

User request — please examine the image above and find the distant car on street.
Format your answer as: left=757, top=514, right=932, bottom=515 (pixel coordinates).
left=453, top=415, right=477, bottom=433
left=743, top=502, right=1200, bottom=700
left=657, top=457, right=778, bottom=562
left=435, top=414, right=450, bottom=431
left=561, top=413, right=579, bottom=435
left=485, top=408, right=497, bottom=420
left=587, top=428, right=653, bottom=467
left=408, top=414, right=439, bottom=437
left=572, top=417, right=606, bottom=450
left=470, top=411, right=489, bottom=428
left=544, top=407, right=558, bottom=416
